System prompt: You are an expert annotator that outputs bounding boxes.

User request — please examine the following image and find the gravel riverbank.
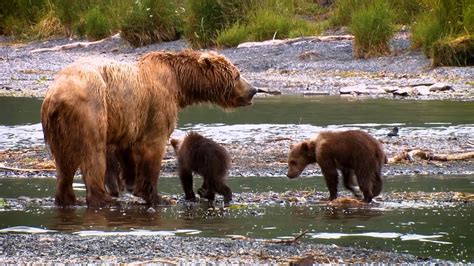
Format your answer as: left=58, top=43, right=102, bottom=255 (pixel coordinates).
left=1, top=32, right=473, bottom=99
left=1, top=233, right=447, bottom=264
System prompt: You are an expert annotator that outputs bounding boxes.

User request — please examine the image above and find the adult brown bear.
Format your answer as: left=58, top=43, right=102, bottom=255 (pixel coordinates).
left=41, top=50, right=256, bottom=207
left=170, top=132, right=232, bottom=207
left=287, top=130, right=386, bottom=203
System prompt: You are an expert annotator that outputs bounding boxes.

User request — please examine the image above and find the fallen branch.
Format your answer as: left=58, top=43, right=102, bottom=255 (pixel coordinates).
left=0, top=163, right=56, bottom=172
left=388, top=150, right=474, bottom=163
left=266, top=230, right=309, bottom=244
left=257, top=88, right=282, bottom=95
left=31, top=34, right=120, bottom=53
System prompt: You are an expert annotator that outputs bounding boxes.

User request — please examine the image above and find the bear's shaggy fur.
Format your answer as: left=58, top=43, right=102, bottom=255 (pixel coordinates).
left=287, top=130, right=386, bottom=203
left=170, top=132, right=232, bottom=207
left=41, top=50, right=256, bottom=207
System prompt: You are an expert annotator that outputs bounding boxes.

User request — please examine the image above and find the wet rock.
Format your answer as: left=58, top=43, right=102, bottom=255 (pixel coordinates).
left=414, top=86, right=431, bottom=95
left=392, top=87, right=415, bottom=96
left=429, top=83, right=453, bottom=92
left=340, top=85, right=386, bottom=95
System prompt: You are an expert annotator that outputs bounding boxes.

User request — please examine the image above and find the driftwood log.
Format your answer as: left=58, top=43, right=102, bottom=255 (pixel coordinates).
left=388, top=150, right=474, bottom=163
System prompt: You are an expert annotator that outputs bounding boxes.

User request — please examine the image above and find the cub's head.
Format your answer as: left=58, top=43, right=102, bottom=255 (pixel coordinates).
left=196, top=51, right=257, bottom=108
left=287, top=140, right=315, bottom=179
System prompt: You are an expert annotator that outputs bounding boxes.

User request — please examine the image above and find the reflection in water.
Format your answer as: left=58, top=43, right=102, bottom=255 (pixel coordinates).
left=51, top=206, right=167, bottom=232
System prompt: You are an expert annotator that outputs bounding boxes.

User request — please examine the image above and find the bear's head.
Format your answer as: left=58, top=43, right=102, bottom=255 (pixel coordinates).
left=143, top=50, right=257, bottom=109
left=195, top=52, right=257, bottom=108
left=287, top=140, right=315, bottom=179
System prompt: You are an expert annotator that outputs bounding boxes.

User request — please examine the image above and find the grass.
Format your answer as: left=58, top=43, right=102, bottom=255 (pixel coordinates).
left=84, top=7, right=111, bottom=41
left=432, top=34, right=474, bottom=66
left=216, top=23, right=249, bottom=48
left=183, top=0, right=225, bottom=48
left=215, top=0, right=322, bottom=47
left=350, top=0, right=395, bottom=58
left=120, top=0, right=181, bottom=47
left=412, top=0, right=474, bottom=65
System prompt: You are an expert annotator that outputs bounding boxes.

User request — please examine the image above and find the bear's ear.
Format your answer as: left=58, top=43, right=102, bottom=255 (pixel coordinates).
left=290, top=143, right=295, bottom=149
left=198, top=54, right=213, bottom=69
left=170, top=139, right=179, bottom=150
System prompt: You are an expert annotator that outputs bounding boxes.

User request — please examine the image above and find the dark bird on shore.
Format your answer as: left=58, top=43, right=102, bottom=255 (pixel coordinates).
left=387, top=127, right=399, bottom=137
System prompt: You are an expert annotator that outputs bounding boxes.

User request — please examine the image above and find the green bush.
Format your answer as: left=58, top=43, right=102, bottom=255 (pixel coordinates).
left=432, top=34, right=474, bottom=66
left=411, top=11, right=444, bottom=55
left=412, top=0, right=473, bottom=60
left=31, top=8, right=65, bottom=39
left=247, top=8, right=293, bottom=41
left=183, top=0, right=224, bottom=48
left=388, top=0, right=424, bottom=25
left=121, top=0, right=181, bottom=47
left=350, top=0, right=395, bottom=58
left=329, top=0, right=368, bottom=27
left=83, top=7, right=111, bottom=41
left=464, top=1, right=474, bottom=32
left=216, top=23, right=250, bottom=47
left=214, top=0, right=323, bottom=47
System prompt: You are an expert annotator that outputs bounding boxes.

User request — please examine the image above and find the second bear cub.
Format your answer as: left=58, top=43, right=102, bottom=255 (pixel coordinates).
left=287, top=130, right=386, bottom=203
left=170, top=132, right=232, bottom=206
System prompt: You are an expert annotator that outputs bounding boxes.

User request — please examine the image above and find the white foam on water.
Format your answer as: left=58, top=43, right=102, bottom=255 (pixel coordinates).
left=309, top=232, right=449, bottom=243
left=73, top=228, right=202, bottom=237
left=0, top=226, right=56, bottom=234
left=1, top=123, right=473, bottom=148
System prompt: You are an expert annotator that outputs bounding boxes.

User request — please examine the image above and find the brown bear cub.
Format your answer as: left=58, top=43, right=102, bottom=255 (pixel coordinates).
left=170, top=132, right=232, bottom=207
left=287, top=130, right=386, bottom=203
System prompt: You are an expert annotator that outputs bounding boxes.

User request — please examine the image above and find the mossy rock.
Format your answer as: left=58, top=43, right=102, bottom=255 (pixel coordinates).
left=432, top=34, right=474, bottom=67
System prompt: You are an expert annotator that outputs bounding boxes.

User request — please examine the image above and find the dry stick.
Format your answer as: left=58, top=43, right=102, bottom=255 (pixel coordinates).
left=31, top=33, right=120, bottom=53
left=0, top=159, right=176, bottom=173
left=388, top=150, right=474, bottom=163
left=257, top=88, right=282, bottom=95
left=0, top=163, right=56, bottom=172
left=266, top=230, right=309, bottom=244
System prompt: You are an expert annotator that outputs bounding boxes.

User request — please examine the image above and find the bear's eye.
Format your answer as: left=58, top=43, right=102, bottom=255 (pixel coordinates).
left=289, top=160, right=297, bottom=165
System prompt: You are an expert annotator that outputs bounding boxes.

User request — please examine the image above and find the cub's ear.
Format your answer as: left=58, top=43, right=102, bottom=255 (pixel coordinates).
left=290, top=143, right=295, bottom=149
left=300, top=141, right=309, bottom=151
left=170, top=139, right=179, bottom=150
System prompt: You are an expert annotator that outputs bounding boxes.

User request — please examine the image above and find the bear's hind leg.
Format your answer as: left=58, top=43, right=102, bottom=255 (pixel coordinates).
left=81, top=146, right=112, bottom=207
left=105, top=150, right=121, bottom=198
left=354, top=169, right=374, bottom=203
left=342, top=169, right=363, bottom=199
left=54, top=157, right=78, bottom=207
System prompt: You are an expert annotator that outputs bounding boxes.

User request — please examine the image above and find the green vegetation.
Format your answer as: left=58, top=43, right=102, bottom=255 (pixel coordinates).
left=432, top=34, right=474, bottom=66
left=83, top=7, right=111, bottom=41
left=183, top=0, right=225, bottom=48
left=0, top=0, right=472, bottom=66
left=350, top=0, right=395, bottom=58
left=412, top=0, right=473, bottom=65
left=215, top=0, right=323, bottom=48
left=121, top=0, right=181, bottom=47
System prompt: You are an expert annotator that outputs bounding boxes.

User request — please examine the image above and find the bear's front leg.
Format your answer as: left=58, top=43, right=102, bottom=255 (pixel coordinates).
left=319, top=160, right=339, bottom=201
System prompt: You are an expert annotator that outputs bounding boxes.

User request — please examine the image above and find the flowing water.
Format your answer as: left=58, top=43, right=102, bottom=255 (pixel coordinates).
left=0, top=96, right=473, bottom=262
